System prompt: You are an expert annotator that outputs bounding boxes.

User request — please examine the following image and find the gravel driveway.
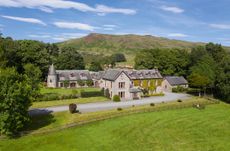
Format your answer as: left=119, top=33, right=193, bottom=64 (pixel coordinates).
left=29, top=92, right=191, bottom=116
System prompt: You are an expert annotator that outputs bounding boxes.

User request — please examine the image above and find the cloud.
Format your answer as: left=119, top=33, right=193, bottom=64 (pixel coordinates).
left=103, top=28, right=114, bottom=31
left=95, top=5, right=136, bottom=15
left=209, top=24, right=230, bottom=29
left=167, top=33, right=188, bottom=37
left=39, top=7, right=54, bottom=13
left=53, top=22, right=95, bottom=31
left=0, top=0, right=136, bottom=15
left=103, top=24, right=118, bottom=31
left=1, top=15, right=46, bottom=25
left=103, top=24, right=117, bottom=28
left=28, top=33, right=87, bottom=41
left=28, top=34, right=51, bottom=38
left=160, top=5, right=184, bottom=13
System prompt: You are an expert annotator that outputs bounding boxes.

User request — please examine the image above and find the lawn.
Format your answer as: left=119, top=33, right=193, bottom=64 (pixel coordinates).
left=41, top=87, right=101, bottom=95
left=31, top=96, right=108, bottom=108
left=1, top=98, right=230, bottom=151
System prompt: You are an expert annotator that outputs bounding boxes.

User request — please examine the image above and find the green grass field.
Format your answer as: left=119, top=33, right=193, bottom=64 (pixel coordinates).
left=41, top=87, right=101, bottom=95
left=1, top=99, right=230, bottom=151
left=31, top=96, right=108, bottom=108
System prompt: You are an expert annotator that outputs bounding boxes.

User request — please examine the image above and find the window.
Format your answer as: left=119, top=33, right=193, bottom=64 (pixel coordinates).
left=118, top=91, right=125, bottom=98
left=50, top=79, right=52, bottom=83
left=118, top=82, right=125, bottom=88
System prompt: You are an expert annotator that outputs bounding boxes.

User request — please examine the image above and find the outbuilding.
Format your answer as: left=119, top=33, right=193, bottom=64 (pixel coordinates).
left=162, top=76, right=188, bottom=92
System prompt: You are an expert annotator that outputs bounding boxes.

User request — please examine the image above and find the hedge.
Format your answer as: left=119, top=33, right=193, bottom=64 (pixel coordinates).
left=80, top=91, right=104, bottom=98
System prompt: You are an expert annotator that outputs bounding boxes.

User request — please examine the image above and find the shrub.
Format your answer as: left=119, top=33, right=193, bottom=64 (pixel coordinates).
left=117, top=107, right=123, bottom=111
left=172, top=86, right=188, bottom=93
left=177, top=99, right=182, bottom=102
left=69, top=103, right=77, bottom=113
left=150, top=103, right=155, bottom=106
left=142, top=88, right=149, bottom=95
left=77, top=80, right=85, bottom=87
left=104, top=88, right=110, bottom=98
left=111, top=53, right=126, bottom=62
left=86, top=80, right=94, bottom=87
left=80, top=91, right=103, bottom=98
left=113, top=95, right=121, bottom=102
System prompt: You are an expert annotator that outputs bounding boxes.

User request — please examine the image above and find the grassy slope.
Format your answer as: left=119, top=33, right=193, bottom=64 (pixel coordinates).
left=1, top=99, right=230, bottom=151
left=31, top=96, right=108, bottom=108
left=58, top=33, right=203, bottom=65
left=58, top=33, right=230, bottom=66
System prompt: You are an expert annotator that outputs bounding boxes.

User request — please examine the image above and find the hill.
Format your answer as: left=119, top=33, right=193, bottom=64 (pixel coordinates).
left=57, top=33, right=229, bottom=65
left=58, top=33, right=204, bottom=53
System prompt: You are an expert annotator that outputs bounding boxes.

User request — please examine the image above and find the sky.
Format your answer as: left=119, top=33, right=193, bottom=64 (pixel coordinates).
left=0, top=0, right=230, bottom=45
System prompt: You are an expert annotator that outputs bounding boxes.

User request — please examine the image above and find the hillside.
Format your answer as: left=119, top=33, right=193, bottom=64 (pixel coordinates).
left=58, top=33, right=204, bottom=54
left=57, top=33, right=229, bottom=65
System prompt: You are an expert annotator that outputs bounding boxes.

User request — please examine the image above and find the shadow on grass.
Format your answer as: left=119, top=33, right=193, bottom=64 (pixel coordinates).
left=24, top=109, right=56, bottom=132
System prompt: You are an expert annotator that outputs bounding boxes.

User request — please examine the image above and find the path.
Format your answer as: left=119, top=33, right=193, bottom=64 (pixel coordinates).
left=29, top=92, right=191, bottom=116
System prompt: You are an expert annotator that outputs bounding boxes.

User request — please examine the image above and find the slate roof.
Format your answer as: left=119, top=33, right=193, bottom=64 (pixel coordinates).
left=90, top=71, right=105, bottom=80
left=125, top=69, right=162, bottom=80
left=102, top=69, right=163, bottom=81
left=56, top=70, right=91, bottom=81
left=102, top=69, right=124, bottom=81
left=165, top=76, right=188, bottom=86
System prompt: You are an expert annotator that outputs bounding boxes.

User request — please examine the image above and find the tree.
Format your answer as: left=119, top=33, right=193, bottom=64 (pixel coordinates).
left=134, top=48, right=189, bottom=76
left=0, top=68, right=32, bottom=136
left=0, top=37, right=21, bottom=71
left=56, top=46, right=85, bottom=70
left=23, top=64, right=42, bottom=101
left=215, top=55, right=230, bottom=102
left=17, top=40, right=51, bottom=79
left=188, top=55, right=216, bottom=95
left=190, top=46, right=207, bottom=65
left=89, top=61, right=103, bottom=71
left=111, top=53, right=126, bottom=62
left=206, top=43, right=225, bottom=63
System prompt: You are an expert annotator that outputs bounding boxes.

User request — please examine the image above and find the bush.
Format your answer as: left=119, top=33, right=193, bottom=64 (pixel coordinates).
left=117, top=107, right=123, bottom=111
left=77, top=80, right=85, bottom=87
left=104, top=88, right=110, bottom=98
left=172, top=86, right=188, bottom=93
left=69, top=103, right=77, bottom=113
left=111, top=53, right=126, bottom=62
left=86, top=80, right=94, bottom=87
left=80, top=91, right=103, bottom=98
left=177, top=99, right=182, bottom=102
left=113, top=95, right=121, bottom=102
left=150, top=103, right=155, bottom=106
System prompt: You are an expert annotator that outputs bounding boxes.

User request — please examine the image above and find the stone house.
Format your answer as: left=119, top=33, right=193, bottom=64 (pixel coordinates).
left=47, top=64, right=97, bottom=88
left=102, top=69, right=163, bottom=100
left=162, top=76, right=188, bottom=92
left=47, top=65, right=163, bottom=100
